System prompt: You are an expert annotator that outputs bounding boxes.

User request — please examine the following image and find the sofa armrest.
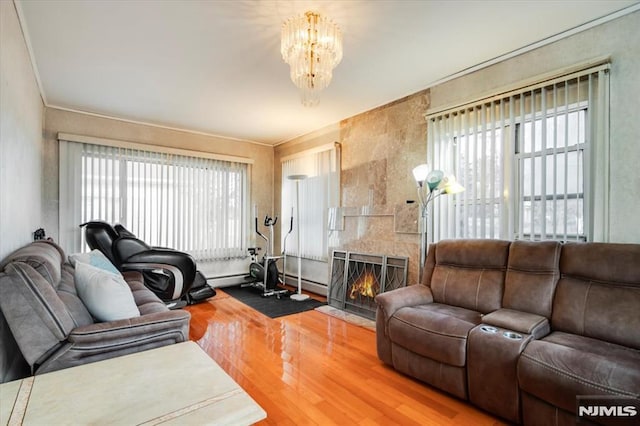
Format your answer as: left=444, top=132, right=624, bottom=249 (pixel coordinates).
left=375, top=284, right=433, bottom=320
left=121, top=270, right=144, bottom=283
left=482, top=308, right=550, bottom=339
left=68, top=310, right=190, bottom=345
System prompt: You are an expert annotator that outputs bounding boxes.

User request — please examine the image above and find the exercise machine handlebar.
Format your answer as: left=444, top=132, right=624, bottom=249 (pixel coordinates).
left=255, top=216, right=268, bottom=244
left=264, top=215, right=278, bottom=227
left=247, top=211, right=288, bottom=298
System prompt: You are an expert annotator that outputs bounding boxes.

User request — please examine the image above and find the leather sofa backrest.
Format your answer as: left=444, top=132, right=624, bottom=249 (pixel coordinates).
left=0, top=240, right=65, bottom=286
left=0, top=262, right=77, bottom=369
left=423, top=239, right=511, bottom=314
left=552, top=242, right=640, bottom=350
left=0, top=240, right=93, bottom=326
left=0, top=241, right=93, bottom=370
left=503, top=240, right=561, bottom=317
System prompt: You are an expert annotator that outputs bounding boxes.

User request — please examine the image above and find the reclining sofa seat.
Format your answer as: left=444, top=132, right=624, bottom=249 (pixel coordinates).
left=0, top=240, right=190, bottom=376
left=375, top=239, right=511, bottom=399
left=467, top=240, right=561, bottom=422
left=518, top=242, right=640, bottom=425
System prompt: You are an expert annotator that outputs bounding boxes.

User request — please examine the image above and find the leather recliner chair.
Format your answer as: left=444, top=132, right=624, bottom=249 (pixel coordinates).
left=80, top=221, right=215, bottom=306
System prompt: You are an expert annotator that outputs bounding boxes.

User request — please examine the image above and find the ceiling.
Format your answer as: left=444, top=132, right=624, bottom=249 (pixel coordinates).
left=16, top=0, right=639, bottom=145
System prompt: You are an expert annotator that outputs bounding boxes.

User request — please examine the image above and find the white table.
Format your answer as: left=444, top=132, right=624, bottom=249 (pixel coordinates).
left=1, top=341, right=266, bottom=425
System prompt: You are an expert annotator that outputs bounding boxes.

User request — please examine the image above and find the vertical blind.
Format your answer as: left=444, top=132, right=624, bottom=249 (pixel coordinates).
left=281, top=146, right=340, bottom=261
left=427, top=63, right=610, bottom=243
left=59, top=140, right=249, bottom=260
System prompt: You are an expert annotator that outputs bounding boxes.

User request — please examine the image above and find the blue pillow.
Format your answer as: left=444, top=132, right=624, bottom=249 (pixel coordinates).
left=74, top=262, right=140, bottom=321
left=69, top=250, right=121, bottom=276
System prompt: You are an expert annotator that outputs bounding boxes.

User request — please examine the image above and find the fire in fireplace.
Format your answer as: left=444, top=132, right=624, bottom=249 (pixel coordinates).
left=349, top=271, right=379, bottom=299
left=329, top=251, right=407, bottom=319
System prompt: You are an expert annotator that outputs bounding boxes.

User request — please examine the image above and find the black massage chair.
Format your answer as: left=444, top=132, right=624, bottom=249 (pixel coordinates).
left=80, top=221, right=216, bottom=307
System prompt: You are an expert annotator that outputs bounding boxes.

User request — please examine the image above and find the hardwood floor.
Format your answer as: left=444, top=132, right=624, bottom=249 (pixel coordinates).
left=185, top=290, right=504, bottom=425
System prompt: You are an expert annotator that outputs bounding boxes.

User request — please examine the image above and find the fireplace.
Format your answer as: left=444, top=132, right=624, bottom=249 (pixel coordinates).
left=329, top=251, right=408, bottom=319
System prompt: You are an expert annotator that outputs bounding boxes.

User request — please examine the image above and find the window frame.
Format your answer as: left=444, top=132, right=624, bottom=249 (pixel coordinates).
left=513, top=104, right=589, bottom=242
left=280, top=144, right=340, bottom=261
left=426, top=64, right=609, bottom=244
left=59, top=135, right=251, bottom=260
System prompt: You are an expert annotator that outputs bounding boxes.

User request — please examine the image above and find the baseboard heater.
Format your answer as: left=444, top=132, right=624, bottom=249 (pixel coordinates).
left=283, top=274, right=328, bottom=297
left=206, top=274, right=251, bottom=288
left=207, top=273, right=327, bottom=296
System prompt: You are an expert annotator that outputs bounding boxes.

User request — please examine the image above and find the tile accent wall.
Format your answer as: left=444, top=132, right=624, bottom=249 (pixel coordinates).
left=330, top=90, right=429, bottom=285
left=274, top=90, right=430, bottom=286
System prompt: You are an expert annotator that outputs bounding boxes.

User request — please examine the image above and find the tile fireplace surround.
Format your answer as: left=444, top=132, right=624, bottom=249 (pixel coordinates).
left=328, top=203, right=420, bottom=286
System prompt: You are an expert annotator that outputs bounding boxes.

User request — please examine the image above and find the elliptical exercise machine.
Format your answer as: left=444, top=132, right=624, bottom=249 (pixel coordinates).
left=245, top=213, right=292, bottom=298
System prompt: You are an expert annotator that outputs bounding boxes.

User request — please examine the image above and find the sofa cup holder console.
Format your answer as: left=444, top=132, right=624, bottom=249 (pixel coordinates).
left=480, top=325, right=498, bottom=333
left=479, top=325, right=524, bottom=340
left=503, top=331, right=523, bottom=340
left=469, top=324, right=531, bottom=422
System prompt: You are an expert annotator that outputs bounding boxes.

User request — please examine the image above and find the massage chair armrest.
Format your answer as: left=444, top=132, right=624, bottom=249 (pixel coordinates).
left=68, top=310, right=191, bottom=345
left=121, top=248, right=196, bottom=279
left=375, top=284, right=434, bottom=321
left=121, top=249, right=197, bottom=302
left=112, top=236, right=152, bottom=265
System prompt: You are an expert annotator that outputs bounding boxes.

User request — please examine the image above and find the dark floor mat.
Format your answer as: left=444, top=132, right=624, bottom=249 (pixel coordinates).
left=222, top=285, right=325, bottom=319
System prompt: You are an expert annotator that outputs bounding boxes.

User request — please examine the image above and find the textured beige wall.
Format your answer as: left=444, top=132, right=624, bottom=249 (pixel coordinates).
left=0, top=0, right=44, bottom=383
left=0, top=1, right=44, bottom=259
left=275, top=92, right=429, bottom=286
left=43, top=108, right=274, bottom=260
left=430, top=10, right=640, bottom=243
left=272, top=10, right=640, bottom=289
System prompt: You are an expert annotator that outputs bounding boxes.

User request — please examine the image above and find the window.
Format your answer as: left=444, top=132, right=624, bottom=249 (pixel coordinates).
left=427, top=64, right=609, bottom=242
left=59, top=139, right=249, bottom=260
left=516, top=108, right=586, bottom=240
left=281, top=145, right=340, bottom=261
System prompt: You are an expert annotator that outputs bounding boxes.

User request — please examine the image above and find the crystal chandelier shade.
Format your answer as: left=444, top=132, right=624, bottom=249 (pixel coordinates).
left=281, top=11, right=343, bottom=107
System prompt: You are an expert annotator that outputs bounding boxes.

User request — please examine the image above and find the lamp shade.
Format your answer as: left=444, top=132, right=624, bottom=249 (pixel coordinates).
left=438, top=174, right=465, bottom=194
left=444, top=181, right=465, bottom=194
left=412, top=164, right=430, bottom=184
left=426, top=170, right=444, bottom=191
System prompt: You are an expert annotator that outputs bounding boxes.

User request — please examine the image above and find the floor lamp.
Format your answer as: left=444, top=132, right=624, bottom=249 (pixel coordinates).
left=412, top=164, right=464, bottom=282
left=287, top=174, right=309, bottom=301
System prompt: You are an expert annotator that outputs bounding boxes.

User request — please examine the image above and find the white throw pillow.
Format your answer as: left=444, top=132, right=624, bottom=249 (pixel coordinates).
left=74, top=262, right=140, bottom=322
left=69, top=249, right=122, bottom=276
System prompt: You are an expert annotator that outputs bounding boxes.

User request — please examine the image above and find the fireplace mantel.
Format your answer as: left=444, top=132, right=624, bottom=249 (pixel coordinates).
left=329, top=204, right=419, bottom=234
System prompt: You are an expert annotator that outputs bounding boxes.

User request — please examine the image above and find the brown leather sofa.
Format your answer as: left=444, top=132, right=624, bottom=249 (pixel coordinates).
left=375, top=239, right=640, bottom=425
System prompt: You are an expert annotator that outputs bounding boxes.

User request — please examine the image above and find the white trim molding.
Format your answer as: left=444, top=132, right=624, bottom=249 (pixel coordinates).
left=57, top=133, right=254, bottom=164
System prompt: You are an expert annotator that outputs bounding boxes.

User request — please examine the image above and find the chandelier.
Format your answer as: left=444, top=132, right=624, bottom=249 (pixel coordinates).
left=281, top=11, right=343, bottom=107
